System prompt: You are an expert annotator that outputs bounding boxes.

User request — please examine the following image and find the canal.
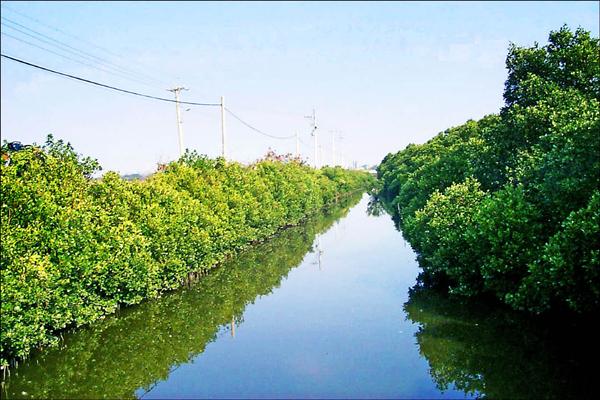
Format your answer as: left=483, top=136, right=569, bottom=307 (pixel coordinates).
left=1, top=194, right=593, bottom=399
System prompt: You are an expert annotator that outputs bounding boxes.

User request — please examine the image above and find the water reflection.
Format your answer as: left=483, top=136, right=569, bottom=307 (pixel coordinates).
left=367, top=194, right=403, bottom=231
left=4, top=193, right=594, bottom=399
left=368, top=194, right=596, bottom=399
left=2, top=194, right=362, bottom=399
left=404, top=287, right=595, bottom=399
left=365, top=195, right=385, bottom=217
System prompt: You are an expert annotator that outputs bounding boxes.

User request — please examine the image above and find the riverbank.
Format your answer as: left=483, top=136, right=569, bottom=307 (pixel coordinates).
left=4, top=194, right=594, bottom=399
left=1, top=192, right=364, bottom=398
left=0, top=137, right=374, bottom=367
left=376, top=26, right=599, bottom=315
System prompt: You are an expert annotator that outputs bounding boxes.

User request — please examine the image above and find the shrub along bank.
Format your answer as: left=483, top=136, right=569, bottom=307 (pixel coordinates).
left=0, top=137, right=374, bottom=366
left=3, top=193, right=362, bottom=398
left=377, top=26, right=599, bottom=315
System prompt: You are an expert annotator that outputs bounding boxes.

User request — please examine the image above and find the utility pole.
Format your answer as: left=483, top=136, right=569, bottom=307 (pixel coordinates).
left=220, top=96, right=227, bottom=159
left=295, top=131, right=300, bottom=158
left=338, top=134, right=344, bottom=168
left=319, top=144, right=323, bottom=167
left=332, top=132, right=336, bottom=166
left=314, top=132, right=318, bottom=168
left=168, top=86, right=188, bottom=157
left=305, top=108, right=317, bottom=168
left=329, top=130, right=338, bottom=166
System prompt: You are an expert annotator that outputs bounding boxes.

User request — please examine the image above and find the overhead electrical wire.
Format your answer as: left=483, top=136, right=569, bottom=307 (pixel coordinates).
left=298, top=137, right=312, bottom=149
left=1, top=18, right=163, bottom=88
left=1, top=16, right=165, bottom=86
left=2, top=53, right=312, bottom=144
left=224, top=107, right=296, bottom=140
left=3, top=5, right=128, bottom=57
left=1, top=32, right=163, bottom=90
left=1, top=5, right=171, bottom=85
left=1, top=32, right=99, bottom=67
left=1, top=5, right=326, bottom=157
left=0, top=54, right=221, bottom=106
left=227, top=104, right=305, bottom=119
left=2, top=17, right=162, bottom=85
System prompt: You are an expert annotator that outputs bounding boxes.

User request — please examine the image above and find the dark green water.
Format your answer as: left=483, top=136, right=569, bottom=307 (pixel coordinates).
left=1, top=194, right=594, bottom=399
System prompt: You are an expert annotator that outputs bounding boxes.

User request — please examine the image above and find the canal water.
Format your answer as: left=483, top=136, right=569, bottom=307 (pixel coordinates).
left=2, top=194, right=593, bottom=399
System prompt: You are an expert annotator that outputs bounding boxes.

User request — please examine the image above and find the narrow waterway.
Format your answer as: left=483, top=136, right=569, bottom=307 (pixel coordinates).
left=2, top=194, right=593, bottom=399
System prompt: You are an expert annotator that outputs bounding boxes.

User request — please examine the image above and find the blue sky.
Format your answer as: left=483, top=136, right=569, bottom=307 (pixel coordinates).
left=1, top=1, right=598, bottom=174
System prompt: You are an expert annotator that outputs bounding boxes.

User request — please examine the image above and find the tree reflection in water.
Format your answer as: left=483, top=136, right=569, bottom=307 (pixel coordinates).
left=2, top=194, right=362, bottom=400
left=404, top=286, right=595, bottom=399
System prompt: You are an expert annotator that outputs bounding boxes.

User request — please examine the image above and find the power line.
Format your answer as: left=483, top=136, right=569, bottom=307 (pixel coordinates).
left=298, top=137, right=312, bottom=148
left=2, top=52, right=317, bottom=151
left=228, top=104, right=305, bottom=119
left=1, top=54, right=221, bottom=106
left=1, top=17, right=163, bottom=88
left=2, top=32, right=100, bottom=68
left=1, top=4, right=171, bottom=85
left=1, top=18, right=162, bottom=87
left=224, top=107, right=296, bottom=140
left=1, top=31, right=162, bottom=89
left=1, top=16, right=165, bottom=86
left=0, top=5, right=336, bottom=162
left=2, top=5, right=121, bottom=57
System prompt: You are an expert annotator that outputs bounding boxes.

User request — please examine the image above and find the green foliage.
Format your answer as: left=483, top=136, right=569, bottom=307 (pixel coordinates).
left=476, top=184, right=545, bottom=301
left=2, top=195, right=361, bottom=399
left=0, top=139, right=373, bottom=367
left=406, top=178, right=487, bottom=296
left=504, top=25, right=600, bottom=107
left=377, top=26, right=600, bottom=314
left=509, top=191, right=600, bottom=313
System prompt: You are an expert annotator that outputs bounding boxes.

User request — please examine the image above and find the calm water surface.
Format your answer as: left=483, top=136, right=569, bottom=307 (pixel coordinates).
left=2, top=194, right=593, bottom=399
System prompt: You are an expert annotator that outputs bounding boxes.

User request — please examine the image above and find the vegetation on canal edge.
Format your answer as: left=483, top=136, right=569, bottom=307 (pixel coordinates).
left=0, top=139, right=374, bottom=367
left=377, top=26, right=600, bottom=314
left=1, top=195, right=361, bottom=398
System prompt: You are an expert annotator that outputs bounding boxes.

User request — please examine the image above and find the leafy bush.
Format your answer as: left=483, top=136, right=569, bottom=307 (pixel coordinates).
left=508, top=191, right=600, bottom=313
left=0, top=138, right=374, bottom=366
left=3, top=193, right=362, bottom=399
left=377, top=26, right=599, bottom=314
left=406, top=178, right=487, bottom=296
